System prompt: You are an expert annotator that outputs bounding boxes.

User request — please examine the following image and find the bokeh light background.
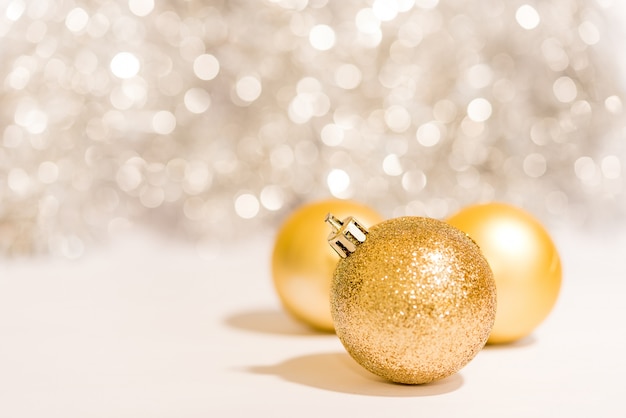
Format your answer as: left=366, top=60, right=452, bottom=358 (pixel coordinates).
left=1, top=0, right=624, bottom=258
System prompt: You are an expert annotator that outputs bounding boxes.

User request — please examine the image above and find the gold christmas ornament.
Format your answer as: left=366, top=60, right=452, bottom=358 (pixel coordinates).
left=271, top=200, right=383, bottom=331
left=326, top=215, right=496, bottom=384
left=447, top=202, right=562, bottom=344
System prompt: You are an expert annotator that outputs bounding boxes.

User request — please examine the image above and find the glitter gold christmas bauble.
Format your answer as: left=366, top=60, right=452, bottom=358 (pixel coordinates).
left=326, top=215, right=496, bottom=384
left=447, top=202, right=562, bottom=344
left=271, top=200, right=383, bottom=331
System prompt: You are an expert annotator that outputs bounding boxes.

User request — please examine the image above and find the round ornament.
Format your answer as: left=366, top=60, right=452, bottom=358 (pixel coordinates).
left=447, top=202, right=562, bottom=344
left=326, top=214, right=496, bottom=384
left=271, top=200, right=383, bottom=331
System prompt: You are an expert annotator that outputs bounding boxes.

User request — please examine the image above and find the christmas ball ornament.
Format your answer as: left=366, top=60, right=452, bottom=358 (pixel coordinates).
left=272, top=200, right=383, bottom=331
left=326, top=214, right=496, bottom=384
left=447, top=203, right=562, bottom=344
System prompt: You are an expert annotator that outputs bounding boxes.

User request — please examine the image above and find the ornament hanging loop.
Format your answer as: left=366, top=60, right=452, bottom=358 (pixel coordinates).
left=325, top=213, right=369, bottom=258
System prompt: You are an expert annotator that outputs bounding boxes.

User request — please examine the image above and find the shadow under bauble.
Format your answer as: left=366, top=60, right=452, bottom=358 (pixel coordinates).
left=247, top=351, right=464, bottom=397
left=224, top=308, right=332, bottom=336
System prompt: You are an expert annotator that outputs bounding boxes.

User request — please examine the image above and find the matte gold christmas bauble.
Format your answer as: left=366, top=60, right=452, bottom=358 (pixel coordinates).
left=271, top=200, right=383, bottom=331
left=326, top=215, right=496, bottom=384
left=447, top=202, right=562, bottom=344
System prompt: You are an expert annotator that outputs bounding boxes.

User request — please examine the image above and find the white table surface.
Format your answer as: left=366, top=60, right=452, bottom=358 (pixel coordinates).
left=1, top=222, right=625, bottom=418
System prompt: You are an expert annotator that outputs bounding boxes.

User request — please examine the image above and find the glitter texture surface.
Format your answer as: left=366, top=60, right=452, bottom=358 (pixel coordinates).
left=331, top=217, right=496, bottom=384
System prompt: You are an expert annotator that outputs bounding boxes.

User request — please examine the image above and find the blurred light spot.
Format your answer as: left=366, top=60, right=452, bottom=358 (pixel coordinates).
left=553, top=76, right=577, bottom=103
left=183, top=161, right=211, bottom=194
left=129, top=0, right=155, bottom=17
left=415, top=0, right=438, bottom=9
left=235, top=194, right=260, bottom=219
left=461, top=118, right=485, bottom=137
left=289, top=95, right=314, bottom=123
left=466, top=64, right=493, bottom=89
left=8, top=168, right=31, bottom=195
left=297, top=77, right=322, bottom=93
left=604, top=95, right=623, bottom=114
left=383, top=154, right=403, bottom=176
left=110, top=52, right=140, bottom=79
left=6, top=0, right=26, bottom=21
left=530, top=118, right=558, bottom=145
left=327, top=168, right=350, bottom=197
left=574, top=156, right=596, bottom=183
left=122, top=80, right=147, bottom=102
left=110, top=80, right=147, bottom=109
left=578, top=21, right=600, bottom=45
left=356, top=8, right=380, bottom=34
left=14, top=100, right=48, bottom=134
left=335, top=64, right=362, bottom=89
left=65, top=7, right=89, bottom=32
left=7, top=66, right=31, bottom=89
left=321, top=123, right=344, bottom=146
left=110, top=87, right=133, bottom=110
left=397, top=0, right=416, bottom=12
left=180, top=37, right=205, bottom=61
left=140, top=186, right=165, bottom=208
left=523, top=153, right=547, bottom=178
left=270, top=0, right=309, bottom=10
left=193, top=54, right=220, bottom=80
left=88, top=13, right=110, bottom=38
left=288, top=82, right=330, bottom=123
left=516, top=5, right=540, bottom=30
left=116, top=164, right=143, bottom=192
left=372, top=0, right=399, bottom=21
left=358, top=29, right=383, bottom=48
left=166, top=158, right=188, bottom=182
left=385, top=105, right=411, bottom=133
left=467, top=98, right=492, bottom=122
left=260, top=185, right=285, bottom=211
left=38, top=161, right=59, bottom=184
left=152, top=111, right=176, bottom=134
left=571, top=100, right=591, bottom=117
left=309, top=24, right=335, bottom=50
left=416, top=121, right=442, bottom=147
left=184, top=88, right=211, bottom=113
left=601, top=155, right=621, bottom=179
left=402, top=169, right=427, bottom=193
left=398, top=20, right=423, bottom=46
left=236, top=75, right=262, bottom=102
